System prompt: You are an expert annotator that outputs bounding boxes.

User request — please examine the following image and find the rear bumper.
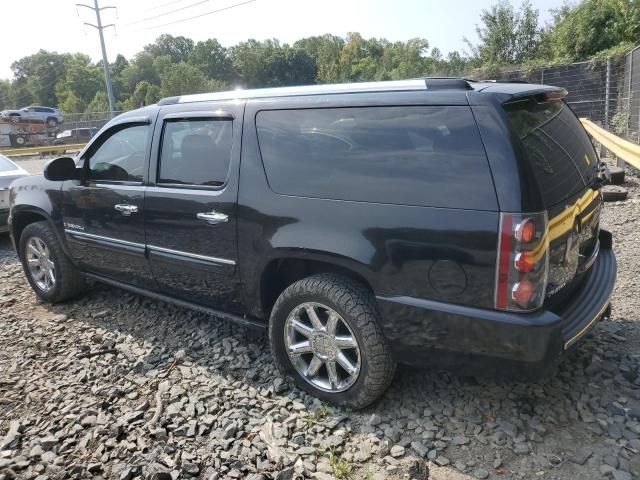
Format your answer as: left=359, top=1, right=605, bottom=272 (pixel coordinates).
left=376, top=232, right=616, bottom=376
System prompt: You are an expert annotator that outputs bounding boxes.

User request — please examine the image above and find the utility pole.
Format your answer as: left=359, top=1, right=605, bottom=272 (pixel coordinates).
left=77, top=0, right=116, bottom=116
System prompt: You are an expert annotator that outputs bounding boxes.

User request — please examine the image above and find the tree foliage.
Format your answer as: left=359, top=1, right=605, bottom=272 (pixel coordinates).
left=546, top=0, right=640, bottom=61
left=465, top=0, right=542, bottom=65
left=1, top=1, right=639, bottom=114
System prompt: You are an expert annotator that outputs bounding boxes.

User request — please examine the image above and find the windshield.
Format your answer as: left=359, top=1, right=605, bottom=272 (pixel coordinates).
left=0, top=155, right=17, bottom=172
left=504, top=99, right=598, bottom=207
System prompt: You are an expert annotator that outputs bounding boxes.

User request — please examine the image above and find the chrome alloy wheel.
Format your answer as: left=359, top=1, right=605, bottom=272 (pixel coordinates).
left=284, top=302, right=361, bottom=393
left=26, top=236, right=56, bottom=292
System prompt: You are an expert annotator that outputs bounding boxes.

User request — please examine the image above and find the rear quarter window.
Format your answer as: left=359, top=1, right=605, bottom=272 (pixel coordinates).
left=256, top=106, right=497, bottom=210
left=504, top=99, right=597, bottom=207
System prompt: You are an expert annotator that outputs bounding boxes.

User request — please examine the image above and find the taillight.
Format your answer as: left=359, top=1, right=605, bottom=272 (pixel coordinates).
left=495, top=212, right=549, bottom=311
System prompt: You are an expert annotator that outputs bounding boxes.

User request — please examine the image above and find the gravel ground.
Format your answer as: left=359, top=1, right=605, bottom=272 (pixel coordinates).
left=1, top=162, right=640, bottom=480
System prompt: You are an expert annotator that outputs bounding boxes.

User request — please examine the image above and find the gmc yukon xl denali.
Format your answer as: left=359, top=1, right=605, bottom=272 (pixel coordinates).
left=8, top=78, right=617, bottom=407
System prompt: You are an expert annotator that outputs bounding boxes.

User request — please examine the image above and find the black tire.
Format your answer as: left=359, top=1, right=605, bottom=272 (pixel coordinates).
left=269, top=273, right=396, bottom=408
left=46, top=117, right=58, bottom=127
left=18, top=221, right=86, bottom=303
left=601, top=185, right=628, bottom=202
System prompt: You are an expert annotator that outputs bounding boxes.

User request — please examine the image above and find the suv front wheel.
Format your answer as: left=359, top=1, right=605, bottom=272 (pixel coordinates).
left=19, top=221, right=86, bottom=303
left=269, top=273, right=396, bottom=408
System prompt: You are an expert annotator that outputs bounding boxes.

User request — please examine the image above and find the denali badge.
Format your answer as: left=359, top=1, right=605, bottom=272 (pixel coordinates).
left=64, top=222, right=84, bottom=231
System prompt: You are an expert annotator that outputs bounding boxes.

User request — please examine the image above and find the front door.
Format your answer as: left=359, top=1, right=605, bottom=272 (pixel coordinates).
left=61, top=118, right=155, bottom=288
left=144, top=103, right=244, bottom=313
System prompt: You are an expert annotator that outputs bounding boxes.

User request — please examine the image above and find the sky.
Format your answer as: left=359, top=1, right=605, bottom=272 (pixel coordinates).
left=0, top=0, right=563, bottom=80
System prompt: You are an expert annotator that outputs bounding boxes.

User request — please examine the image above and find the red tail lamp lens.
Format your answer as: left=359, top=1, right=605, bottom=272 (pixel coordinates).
left=512, top=279, right=535, bottom=308
left=543, top=90, right=567, bottom=101
left=514, top=218, right=536, bottom=243
left=514, top=252, right=534, bottom=273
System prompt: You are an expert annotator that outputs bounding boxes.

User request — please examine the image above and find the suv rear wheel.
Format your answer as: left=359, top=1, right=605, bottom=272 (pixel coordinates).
left=269, top=273, right=396, bottom=408
left=46, top=117, right=58, bottom=127
left=19, top=221, right=86, bottom=303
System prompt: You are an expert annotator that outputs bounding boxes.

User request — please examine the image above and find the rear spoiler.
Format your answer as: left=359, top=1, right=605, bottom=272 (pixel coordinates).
left=503, top=88, right=568, bottom=104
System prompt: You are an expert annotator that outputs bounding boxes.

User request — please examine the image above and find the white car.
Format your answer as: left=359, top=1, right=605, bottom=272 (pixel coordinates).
left=0, top=155, right=29, bottom=232
left=0, top=106, right=64, bottom=127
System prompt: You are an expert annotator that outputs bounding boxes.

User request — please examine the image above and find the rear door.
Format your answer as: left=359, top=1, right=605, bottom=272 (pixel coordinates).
left=503, top=98, right=602, bottom=299
left=144, top=102, right=245, bottom=313
left=60, top=116, right=156, bottom=288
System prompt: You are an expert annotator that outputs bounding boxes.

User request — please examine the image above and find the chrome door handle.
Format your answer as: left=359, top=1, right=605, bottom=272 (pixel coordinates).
left=196, top=211, right=229, bottom=225
left=114, top=204, right=138, bottom=216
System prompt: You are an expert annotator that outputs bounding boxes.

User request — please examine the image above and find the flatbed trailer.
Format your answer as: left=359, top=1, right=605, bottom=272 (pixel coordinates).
left=0, top=118, right=58, bottom=148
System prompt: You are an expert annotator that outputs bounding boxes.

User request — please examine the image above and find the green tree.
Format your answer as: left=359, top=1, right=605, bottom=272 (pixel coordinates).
left=188, top=39, right=235, bottom=82
left=294, top=35, right=345, bottom=83
left=54, top=54, right=102, bottom=113
left=546, top=0, right=640, bottom=61
left=86, top=91, right=109, bottom=113
left=231, top=39, right=316, bottom=88
left=465, top=0, right=542, bottom=65
left=144, top=34, right=194, bottom=63
left=119, top=51, right=161, bottom=94
left=10, top=50, right=68, bottom=107
left=159, top=62, right=210, bottom=97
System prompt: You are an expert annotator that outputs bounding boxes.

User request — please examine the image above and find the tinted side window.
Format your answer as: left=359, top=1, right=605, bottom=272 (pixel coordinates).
left=256, top=106, right=497, bottom=209
left=88, top=125, right=149, bottom=183
left=504, top=99, right=596, bottom=207
left=158, top=119, right=232, bottom=187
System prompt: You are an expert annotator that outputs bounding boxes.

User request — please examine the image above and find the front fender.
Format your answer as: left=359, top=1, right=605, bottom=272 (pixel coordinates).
left=9, top=175, right=68, bottom=255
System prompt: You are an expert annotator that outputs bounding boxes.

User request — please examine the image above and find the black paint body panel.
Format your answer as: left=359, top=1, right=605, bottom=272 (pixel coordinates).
left=7, top=85, right=617, bottom=376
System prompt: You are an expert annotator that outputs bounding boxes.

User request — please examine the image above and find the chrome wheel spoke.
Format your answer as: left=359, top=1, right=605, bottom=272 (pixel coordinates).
left=291, top=318, right=314, bottom=337
left=305, top=305, right=323, bottom=330
left=306, top=356, right=323, bottom=377
left=335, top=335, right=357, bottom=349
left=27, top=258, right=40, bottom=266
left=326, top=360, right=339, bottom=388
left=289, top=340, right=313, bottom=355
left=337, top=351, right=358, bottom=376
left=28, top=244, right=40, bottom=256
left=326, top=312, right=339, bottom=335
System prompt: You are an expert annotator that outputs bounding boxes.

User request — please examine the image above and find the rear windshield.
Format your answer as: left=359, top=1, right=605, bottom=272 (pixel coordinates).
left=0, top=155, right=17, bottom=172
left=504, top=99, right=597, bottom=207
left=256, top=106, right=497, bottom=210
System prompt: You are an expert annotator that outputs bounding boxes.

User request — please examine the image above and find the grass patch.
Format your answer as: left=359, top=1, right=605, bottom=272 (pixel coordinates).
left=329, top=449, right=353, bottom=480
left=302, top=403, right=331, bottom=429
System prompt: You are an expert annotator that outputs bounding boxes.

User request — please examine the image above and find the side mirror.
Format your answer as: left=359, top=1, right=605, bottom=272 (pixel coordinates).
left=43, top=157, right=79, bottom=181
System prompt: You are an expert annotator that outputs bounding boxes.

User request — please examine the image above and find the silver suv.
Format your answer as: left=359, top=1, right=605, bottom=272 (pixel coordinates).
left=0, top=106, right=64, bottom=127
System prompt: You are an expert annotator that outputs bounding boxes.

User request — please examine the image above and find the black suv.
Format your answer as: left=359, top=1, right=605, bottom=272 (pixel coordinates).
left=8, top=79, right=616, bottom=407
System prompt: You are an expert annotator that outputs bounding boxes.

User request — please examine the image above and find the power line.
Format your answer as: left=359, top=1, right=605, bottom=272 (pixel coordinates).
left=140, top=0, right=256, bottom=30
left=146, top=0, right=194, bottom=11
left=126, top=0, right=212, bottom=25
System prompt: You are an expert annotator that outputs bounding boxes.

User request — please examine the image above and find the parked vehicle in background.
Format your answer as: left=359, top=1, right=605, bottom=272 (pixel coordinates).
left=0, top=118, right=50, bottom=148
left=7, top=79, right=617, bottom=408
left=0, top=155, right=29, bottom=233
left=53, top=128, right=98, bottom=146
left=1, top=106, right=64, bottom=127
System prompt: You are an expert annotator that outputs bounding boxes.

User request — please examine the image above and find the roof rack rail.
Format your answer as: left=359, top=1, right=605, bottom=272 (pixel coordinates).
left=160, top=79, right=429, bottom=105
left=473, top=79, right=530, bottom=84
left=422, top=77, right=473, bottom=90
